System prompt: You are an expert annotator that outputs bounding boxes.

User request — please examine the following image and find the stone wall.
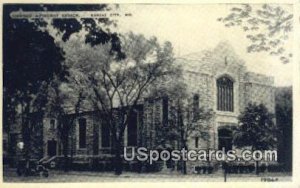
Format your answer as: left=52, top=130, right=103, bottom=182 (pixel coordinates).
left=243, top=72, right=275, bottom=113
left=179, top=42, right=275, bottom=174
left=142, top=97, right=167, bottom=149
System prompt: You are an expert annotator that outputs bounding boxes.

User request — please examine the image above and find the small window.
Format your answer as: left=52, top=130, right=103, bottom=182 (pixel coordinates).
left=193, top=94, right=200, bottom=120
left=79, top=118, right=86, bottom=149
left=195, top=137, right=199, bottom=148
left=50, top=119, right=55, bottom=129
left=193, top=94, right=199, bottom=110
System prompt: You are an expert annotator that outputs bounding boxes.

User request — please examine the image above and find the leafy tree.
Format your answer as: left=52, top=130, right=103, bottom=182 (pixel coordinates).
left=151, top=79, right=213, bottom=174
left=234, top=103, right=277, bottom=175
left=218, top=4, right=293, bottom=63
left=45, top=74, right=87, bottom=171
left=3, top=5, right=65, bottom=163
left=176, top=96, right=213, bottom=174
left=62, top=31, right=178, bottom=175
left=3, top=3, right=121, bottom=124
left=38, top=4, right=124, bottom=171
left=3, top=4, right=122, bottom=167
left=275, top=86, right=292, bottom=171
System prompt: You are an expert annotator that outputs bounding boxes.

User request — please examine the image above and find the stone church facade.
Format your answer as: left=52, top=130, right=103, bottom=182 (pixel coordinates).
left=39, top=42, right=275, bottom=173
left=177, top=42, right=275, bottom=146
left=174, top=42, right=275, bottom=172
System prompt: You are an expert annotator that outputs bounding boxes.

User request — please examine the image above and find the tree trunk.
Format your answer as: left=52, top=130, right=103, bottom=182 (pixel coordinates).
left=177, top=102, right=187, bottom=175
left=63, top=142, right=69, bottom=171
left=253, top=147, right=259, bottom=175
left=63, top=126, right=70, bottom=172
left=21, top=102, right=31, bottom=175
left=114, top=138, right=123, bottom=175
left=256, top=160, right=259, bottom=175
left=182, top=160, right=187, bottom=175
left=182, top=145, right=188, bottom=175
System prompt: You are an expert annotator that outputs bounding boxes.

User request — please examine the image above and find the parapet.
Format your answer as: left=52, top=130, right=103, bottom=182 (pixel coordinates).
left=244, top=72, right=274, bottom=86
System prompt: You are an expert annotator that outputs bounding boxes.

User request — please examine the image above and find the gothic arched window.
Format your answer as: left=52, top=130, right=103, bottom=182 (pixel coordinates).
left=217, top=76, right=234, bottom=112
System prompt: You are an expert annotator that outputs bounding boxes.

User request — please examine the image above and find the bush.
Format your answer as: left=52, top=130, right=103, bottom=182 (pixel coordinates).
left=131, top=162, right=142, bottom=172
left=259, top=164, right=267, bottom=173
left=248, top=164, right=255, bottom=173
left=195, top=165, right=214, bottom=174
left=224, top=164, right=256, bottom=174
left=70, top=162, right=90, bottom=171
left=207, top=166, right=214, bottom=174
left=267, top=164, right=284, bottom=172
left=144, top=161, right=163, bottom=172
left=238, top=165, right=246, bottom=174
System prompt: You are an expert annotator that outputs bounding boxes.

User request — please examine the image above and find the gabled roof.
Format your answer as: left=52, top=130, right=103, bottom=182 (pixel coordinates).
left=175, top=41, right=245, bottom=75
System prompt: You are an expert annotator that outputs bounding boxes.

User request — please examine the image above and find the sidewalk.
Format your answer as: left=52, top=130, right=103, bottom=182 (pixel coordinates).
left=3, top=167, right=292, bottom=182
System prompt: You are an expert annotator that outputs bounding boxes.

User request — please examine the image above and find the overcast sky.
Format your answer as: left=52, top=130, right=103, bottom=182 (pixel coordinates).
left=116, top=4, right=293, bottom=86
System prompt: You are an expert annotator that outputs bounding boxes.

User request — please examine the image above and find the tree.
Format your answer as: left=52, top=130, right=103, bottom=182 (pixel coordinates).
left=3, top=3, right=121, bottom=125
left=38, top=4, right=124, bottom=172
left=234, top=103, right=277, bottom=175
left=3, top=4, right=122, bottom=168
left=150, top=79, right=213, bottom=174
left=45, top=74, right=87, bottom=171
left=3, top=5, right=65, bottom=164
left=218, top=4, right=293, bottom=63
left=275, top=86, right=292, bottom=171
left=62, top=31, right=178, bottom=175
left=175, top=96, right=213, bottom=174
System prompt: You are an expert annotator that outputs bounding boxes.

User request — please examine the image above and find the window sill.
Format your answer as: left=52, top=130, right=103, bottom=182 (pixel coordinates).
left=216, top=111, right=238, bottom=117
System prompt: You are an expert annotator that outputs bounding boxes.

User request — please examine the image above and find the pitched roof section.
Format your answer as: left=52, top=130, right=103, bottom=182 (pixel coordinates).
left=175, top=41, right=245, bottom=75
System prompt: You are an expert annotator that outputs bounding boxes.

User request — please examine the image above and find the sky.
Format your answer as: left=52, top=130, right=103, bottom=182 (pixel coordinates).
left=115, top=4, right=293, bottom=86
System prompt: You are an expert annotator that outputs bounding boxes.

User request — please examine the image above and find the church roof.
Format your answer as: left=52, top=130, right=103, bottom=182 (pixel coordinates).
left=175, top=41, right=245, bottom=74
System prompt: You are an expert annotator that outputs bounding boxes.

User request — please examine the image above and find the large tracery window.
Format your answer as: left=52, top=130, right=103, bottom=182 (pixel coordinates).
left=217, top=76, right=234, bottom=112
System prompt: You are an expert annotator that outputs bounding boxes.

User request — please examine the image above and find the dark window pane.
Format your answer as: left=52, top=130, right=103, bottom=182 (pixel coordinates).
left=101, top=123, right=110, bottom=147
left=127, top=113, right=137, bottom=146
left=195, top=137, right=199, bottom=148
left=193, top=94, right=199, bottom=109
left=193, top=94, right=200, bottom=120
left=50, top=119, right=55, bottom=129
left=162, top=97, right=168, bottom=126
left=79, top=118, right=86, bottom=148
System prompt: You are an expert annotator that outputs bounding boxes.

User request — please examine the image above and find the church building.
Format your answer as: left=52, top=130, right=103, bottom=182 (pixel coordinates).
left=39, top=42, right=275, bottom=173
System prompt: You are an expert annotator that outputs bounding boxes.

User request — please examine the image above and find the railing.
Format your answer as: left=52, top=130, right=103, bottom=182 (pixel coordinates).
left=38, top=156, right=49, bottom=163
left=43, top=155, right=57, bottom=164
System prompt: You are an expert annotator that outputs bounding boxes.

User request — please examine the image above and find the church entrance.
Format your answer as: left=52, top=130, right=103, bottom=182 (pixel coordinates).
left=218, top=127, right=233, bottom=152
